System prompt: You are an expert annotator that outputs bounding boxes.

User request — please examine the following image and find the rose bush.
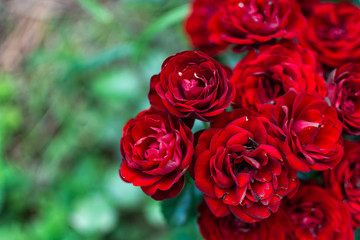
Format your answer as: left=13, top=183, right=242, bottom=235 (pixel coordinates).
left=328, top=63, right=360, bottom=135
left=208, top=0, right=306, bottom=51
left=230, top=40, right=327, bottom=109
left=119, top=108, right=193, bottom=200
left=300, top=1, right=360, bottom=68
left=194, top=109, right=298, bottom=223
left=148, top=50, right=235, bottom=121
left=260, top=90, right=343, bottom=172
left=119, top=1, right=360, bottom=236
left=324, top=140, right=360, bottom=228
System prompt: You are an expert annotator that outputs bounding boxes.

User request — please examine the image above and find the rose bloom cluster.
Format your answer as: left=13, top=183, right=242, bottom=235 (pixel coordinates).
left=120, top=0, right=360, bottom=239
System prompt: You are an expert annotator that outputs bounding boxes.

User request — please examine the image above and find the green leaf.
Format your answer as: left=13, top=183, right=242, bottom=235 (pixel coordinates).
left=76, top=0, right=113, bottom=23
left=297, top=171, right=322, bottom=185
left=355, top=228, right=360, bottom=240
left=191, top=119, right=207, bottom=134
left=161, top=181, right=202, bottom=227
left=133, top=4, right=189, bottom=60
left=343, top=134, right=360, bottom=142
left=201, top=121, right=209, bottom=129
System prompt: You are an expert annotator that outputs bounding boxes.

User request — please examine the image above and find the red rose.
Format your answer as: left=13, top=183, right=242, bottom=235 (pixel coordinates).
left=260, top=90, right=343, bottom=172
left=197, top=201, right=293, bottom=240
left=299, top=2, right=360, bottom=68
left=231, top=40, right=327, bottom=109
left=194, top=110, right=298, bottom=223
left=119, top=108, right=194, bottom=200
left=184, top=0, right=227, bottom=56
left=208, top=0, right=306, bottom=51
left=148, top=51, right=235, bottom=121
left=324, top=140, right=360, bottom=228
left=284, top=185, right=353, bottom=240
left=328, top=63, right=360, bottom=135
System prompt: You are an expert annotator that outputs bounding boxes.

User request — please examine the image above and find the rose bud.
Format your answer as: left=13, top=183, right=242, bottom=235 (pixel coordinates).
left=119, top=108, right=194, bottom=200
left=197, top=201, right=293, bottom=240
left=184, top=0, right=227, bottom=56
left=208, top=0, right=306, bottom=51
left=148, top=51, right=235, bottom=122
left=194, top=110, right=298, bottom=223
left=284, top=185, right=353, bottom=240
left=299, top=1, right=360, bottom=68
left=260, top=89, right=343, bottom=172
left=231, top=40, right=327, bottom=110
left=328, top=63, right=360, bottom=136
left=324, top=140, right=360, bottom=228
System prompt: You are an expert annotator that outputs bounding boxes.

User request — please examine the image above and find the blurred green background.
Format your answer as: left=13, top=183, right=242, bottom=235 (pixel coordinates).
left=0, top=0, right=203, bottom=239
left=2, top=0, right=360, bottom=240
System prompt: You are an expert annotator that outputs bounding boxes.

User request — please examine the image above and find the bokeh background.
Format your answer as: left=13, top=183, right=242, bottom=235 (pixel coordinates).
left=0, top=0, right=205, bottom=239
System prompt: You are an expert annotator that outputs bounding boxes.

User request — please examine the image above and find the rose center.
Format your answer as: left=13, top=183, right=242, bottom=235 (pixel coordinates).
left=235, top=1, right=266, bottom=25
left=329, top=27, right=345, bottom=40
left=318, top=26, right=345, bottom=41
left=244, top=137, right=260, bottom=150
left=144, top=140, right=162, bottom=161
left=180, top=72, right=207, bottom=99
left=231, top=158, right=252, bottom=175
left=141, top=130, right=173, bottom=161
left=290, top=205, right=324, bottom=238
left=250, top=13, right=264, bottom=23
left=259, top=76, right=285, bottom=103
left=229, top=138, right=260, bottom=174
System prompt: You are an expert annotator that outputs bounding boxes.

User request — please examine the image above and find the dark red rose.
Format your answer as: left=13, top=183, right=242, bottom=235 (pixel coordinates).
left=184, top=0, right=227, bottom=56
left=328, top=63, right=360, bottom=136
left=119, top=108, right=194, bottom=200
left=260, top=90, right=343, bottom=172
left=148, top=51, right=235, bottom=121
left=194, top=110, right=298, bottom=223
left=197, top=201, right=293, bottom=240
left=208, top=0, right=306, bottom=51
left=299, top=2, right=360, bottom=68
left=284, top=185, right=353, bottom=240
left=230, top=41, right=327, bottom=110
left=324, top=140, right=360, bottom=228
